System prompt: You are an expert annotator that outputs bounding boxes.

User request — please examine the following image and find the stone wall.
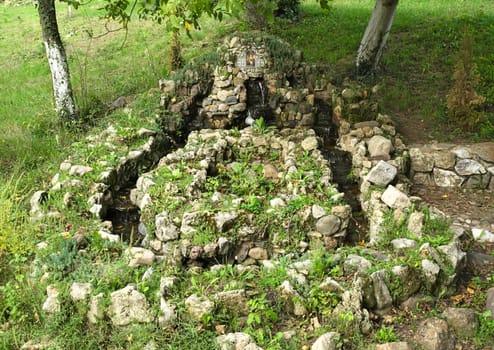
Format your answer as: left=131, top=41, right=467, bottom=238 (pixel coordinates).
left=159, top=34, right=369, bottom=131
left=410, top=142, right=494, bottom=190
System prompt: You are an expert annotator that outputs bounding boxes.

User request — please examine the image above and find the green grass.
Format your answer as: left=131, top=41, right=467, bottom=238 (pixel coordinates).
left=270, top=0, right=494, bottom=141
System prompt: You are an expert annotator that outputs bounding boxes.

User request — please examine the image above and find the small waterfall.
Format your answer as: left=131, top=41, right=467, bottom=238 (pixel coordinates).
left=245, top=79, right=274, bottom=125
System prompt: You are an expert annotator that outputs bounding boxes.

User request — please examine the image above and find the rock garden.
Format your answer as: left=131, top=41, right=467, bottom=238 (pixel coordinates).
left=23, top=34, right=494, bottom=350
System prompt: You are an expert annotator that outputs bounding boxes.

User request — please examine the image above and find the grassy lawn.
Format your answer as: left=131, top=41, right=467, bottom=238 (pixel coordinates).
left=270, top=0, right=494, bottom=142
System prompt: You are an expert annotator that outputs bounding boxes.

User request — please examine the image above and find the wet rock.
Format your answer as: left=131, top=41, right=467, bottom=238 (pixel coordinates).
left=443, top=307, right=478, bottom=336
left=381, top=185, right=411, bottom=210
left=108, top=285, right=153, bottom=326
left=416, top=317, right=455, bottom=350
left=366, top=160, right=398, bottom=187
left=185, top=294, right=214, bottom=321
left=310, top=332, right=340, bottom=350
left=367, top=135, right=393, bottom=160
left=69, top=282, right=92, bottom=302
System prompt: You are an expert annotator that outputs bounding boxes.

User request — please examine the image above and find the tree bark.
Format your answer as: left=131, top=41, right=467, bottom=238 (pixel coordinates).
left=38, top=0, right=77, bottom=121
left=356, top=0, right=399, bottom=75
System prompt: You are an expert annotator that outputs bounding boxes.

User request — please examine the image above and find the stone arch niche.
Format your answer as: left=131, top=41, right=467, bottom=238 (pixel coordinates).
left=199, top=34, right=315, bottom=129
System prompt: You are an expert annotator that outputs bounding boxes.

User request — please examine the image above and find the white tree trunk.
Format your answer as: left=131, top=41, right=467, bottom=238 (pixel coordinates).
left=356, top=0, right=399, bottom=75
left=38, top=0, right=77, bottom=121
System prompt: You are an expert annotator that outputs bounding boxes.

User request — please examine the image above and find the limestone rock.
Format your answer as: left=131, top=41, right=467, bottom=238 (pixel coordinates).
left=155, top=211, right=179, bottom=242
left=367, top=135, right=393, bottom=160
left=375, top=343, right=412, bottom=350
left=316, top=215, right=341, bottom=236
left=470, top=142, right=494, bottom=162
left=407, top=211, right=424, bottom=238
left=431, top=150, right=456, bottom=169
left=42, top=285, right=60, bottom=314
left=381, top=185, right=411, bottom=210
left=416, top=317, right=455, bottom=350
left=215, top=212, right=238, bottom=232
left=108, top=285, right=153, bottom=326
left=344, top=254, right=372, bottom=274
left=366, top=160, right=397, bottom=187
left=280, top=280, right=308, bottom=316
left=485, top=287, right=494, bottom=317
left=371, top=270, right=392, bottom=312
left=301, top=136, right=319, bottom=151
left=455, top=158, right=486, bottom=175
left=87, top=293, right=105, bottom=324
left=310, top=332, right=340, bottom=350
left=437, top=241, right=466, bottom=272
left=214, top=289, right=249, bottom=316
left=391, top=238, right=417, bottom=250
left=391, top=265, right=421, bottom=303
left=69, top=165, right=93, bottom=176
left=410, top=148, right=434, bottom=172
left=443, top=307, right=478, bottom=336
left=185, top=294, right=215, bottom=321
left=248, top=247, right=269, bottom=260
left=217, top=332, right=263, bottom=350
left=421, top=259, right=440, bottom=289
left=433, top=168, right=463, bottom=187
left=69, top=282, right=92, bottom=302
left=158, top=298, right=177, bottom=327
left=472, top=228, right=494, bottom=243
left=126, top=247, right=155, bottom=267
left=311, top=205, right=326, bottom=219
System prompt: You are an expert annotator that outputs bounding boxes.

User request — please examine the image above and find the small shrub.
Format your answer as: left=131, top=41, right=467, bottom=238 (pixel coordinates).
left=446, top=29, right=486, bottom=131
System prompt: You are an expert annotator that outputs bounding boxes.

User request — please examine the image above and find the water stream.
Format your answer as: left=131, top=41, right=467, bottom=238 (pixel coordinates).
left=314, top=99, right=368, bottom=242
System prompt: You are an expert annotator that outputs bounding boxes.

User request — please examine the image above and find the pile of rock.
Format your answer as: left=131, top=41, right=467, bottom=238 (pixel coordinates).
left=409, top=142, right=494, bottom=190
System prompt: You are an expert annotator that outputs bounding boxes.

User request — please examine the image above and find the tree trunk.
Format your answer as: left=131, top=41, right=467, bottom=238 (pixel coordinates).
left=356, top=0, right=399, bottom=75
left=38, top=0, right=77, bottom=121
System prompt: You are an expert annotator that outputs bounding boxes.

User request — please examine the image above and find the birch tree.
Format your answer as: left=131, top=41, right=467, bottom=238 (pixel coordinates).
left=38, top=0, right=78, bottom=122
left=356, top=0, right=399, bottom=75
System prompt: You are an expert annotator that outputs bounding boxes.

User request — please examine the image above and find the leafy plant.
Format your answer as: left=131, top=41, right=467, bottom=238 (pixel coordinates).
left=374, top=324, right=399, bottom=343
left=252, top=117, right=276, bottom=135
